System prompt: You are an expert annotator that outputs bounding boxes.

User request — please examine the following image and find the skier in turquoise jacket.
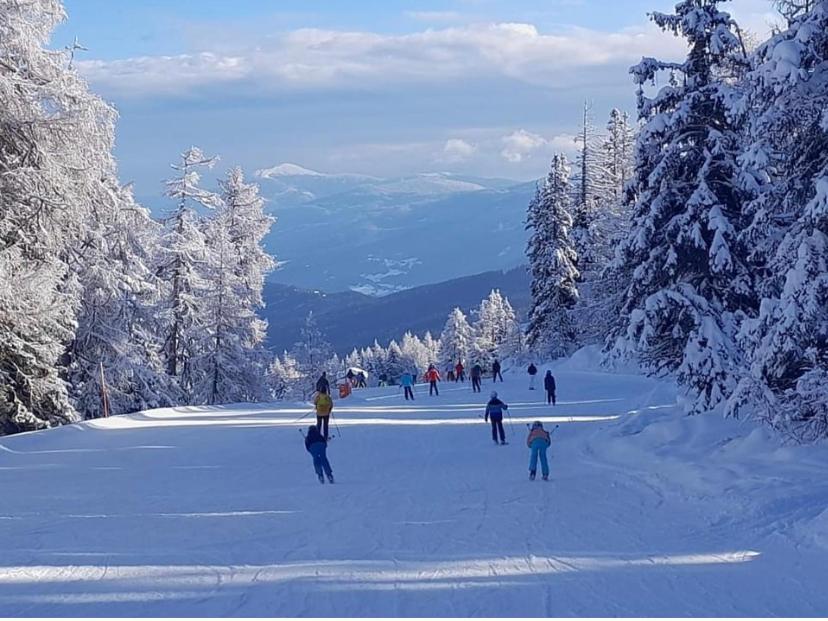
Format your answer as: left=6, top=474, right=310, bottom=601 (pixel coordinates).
left=400, top=372, right=415, bottom=400
left=526, top=421, right=551, bottom=480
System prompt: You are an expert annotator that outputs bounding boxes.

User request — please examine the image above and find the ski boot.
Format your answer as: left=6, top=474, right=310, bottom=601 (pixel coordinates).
left=500, top=440, right=508, bottom=445
left=318, top=473, right=325, bottom=484
left=327, top=473, right=335, bottom=484
left=529, top=470, right=536, bottom=481
left=542, top=474, right=548, bottom=481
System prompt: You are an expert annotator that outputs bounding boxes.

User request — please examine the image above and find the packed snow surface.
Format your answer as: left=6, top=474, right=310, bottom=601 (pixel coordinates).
left=2, top=352, right=828, bottom=616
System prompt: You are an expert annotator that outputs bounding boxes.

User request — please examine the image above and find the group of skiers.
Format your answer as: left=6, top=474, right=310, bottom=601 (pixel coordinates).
left=302, top=364, right=557, bottom=484
left=446, top=359, right=504, bottom=387
left=345, top=368, right=367, bottom=388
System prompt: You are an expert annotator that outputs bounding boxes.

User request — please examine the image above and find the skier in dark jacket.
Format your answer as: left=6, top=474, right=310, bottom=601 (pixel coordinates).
left=471, top=363, right=483, bottom=393
left=484, top=391, right=509, bottom=445
left=304, top=425, right=334, bottom=484
left=492, top=359, right=503, bottom=382
left=544, top=370, right=556, bottom=405
left=315, top=372, right=330, bottom=395
left=357, top=371, right=367, bottom=388
left=528, top=363, right=538, bottom=390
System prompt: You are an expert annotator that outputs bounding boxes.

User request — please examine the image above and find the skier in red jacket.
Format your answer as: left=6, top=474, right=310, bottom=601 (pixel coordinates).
left=425, top=365, right=441, bottom=396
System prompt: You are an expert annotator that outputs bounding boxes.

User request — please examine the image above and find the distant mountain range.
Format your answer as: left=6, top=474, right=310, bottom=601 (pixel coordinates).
left=262, top=266, right=531, bottom=355
left=255, top=163, right=536, bottom=295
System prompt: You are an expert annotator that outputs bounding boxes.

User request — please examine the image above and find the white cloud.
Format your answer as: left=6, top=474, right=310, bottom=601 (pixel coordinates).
left=441, top=138, right=477, bottom=162
left=76, top=22, right=687, bottom=98
left=500, top=129, right=547, bottom=163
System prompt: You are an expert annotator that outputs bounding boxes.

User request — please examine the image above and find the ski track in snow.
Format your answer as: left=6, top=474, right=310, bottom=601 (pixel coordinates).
left=1, top=364, right=828, bottom=616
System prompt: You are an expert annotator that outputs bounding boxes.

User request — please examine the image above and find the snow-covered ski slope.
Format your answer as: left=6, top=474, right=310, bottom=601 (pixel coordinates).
left=2, top=351, right=828, bottom=616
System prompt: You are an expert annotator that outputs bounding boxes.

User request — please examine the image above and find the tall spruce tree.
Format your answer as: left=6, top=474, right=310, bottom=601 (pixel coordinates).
left=194, top=168, right=274, bottom=405
left=158, top=147, right=221, bottom=400
left=728, top=1, right=828, bottom=438
left=525, top=154, right=580, bottom=358
left=609, top=0, right=754, bottom=414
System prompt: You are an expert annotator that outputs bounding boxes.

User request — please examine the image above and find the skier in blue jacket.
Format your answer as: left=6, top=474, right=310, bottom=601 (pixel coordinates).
left=304, top=425, right=334, bottom=484
left=484, top=391, right=509, bottom=445
left=400, top=372, right=415, bottom=400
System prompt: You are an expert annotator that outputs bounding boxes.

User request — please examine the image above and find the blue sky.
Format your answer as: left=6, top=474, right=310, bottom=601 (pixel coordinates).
left=53, top=0, right=780, bottom=197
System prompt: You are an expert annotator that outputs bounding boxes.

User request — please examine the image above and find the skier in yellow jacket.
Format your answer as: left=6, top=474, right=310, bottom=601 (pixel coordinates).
left=314, top=388, right=334, bottom=439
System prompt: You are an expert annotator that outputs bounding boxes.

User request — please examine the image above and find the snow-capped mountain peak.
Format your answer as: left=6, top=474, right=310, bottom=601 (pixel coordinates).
left=256, top=163, right=324, bottom=178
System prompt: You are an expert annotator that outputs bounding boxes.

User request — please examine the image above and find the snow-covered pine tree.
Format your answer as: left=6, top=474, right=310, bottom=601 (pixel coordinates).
left=575, top=109, right=638, bottom=346
left=68, top=183, right=177, bottom=418
left=385, top=340, right=406, bottom=382
left=344, top=348, right=362, bottom=372
left=192, top=168, right=274, bottom=405
left=158, top=147, right=222, bottom=400
left=727, top=2, right=828, bottom=439
left=290, top=312, right=334, bottom=397
left=602, top=109, right=636, bottom=207
left=219, top=167, right=275, bottom=303
left=267, top=351, right=303, bottom=401
left=0, top=0, right=125, bottom=433
left=496, top=294, right=524, bottom=361
left=422, top=331, right=441, bottom=366
left=358, top=340, right=385, bottom=380
left=609, top=0, right=754, bottom=414
left=400, top=332, right=430, bottom=376
left=774, top=0, right=817, bottom=23
left=438, top=308, right=474, bottom=371
left=525, top=154, right=580, bottom=358
left=571, top=101, right=613, bottom=276
left=472, top=290, right=522, bottom=367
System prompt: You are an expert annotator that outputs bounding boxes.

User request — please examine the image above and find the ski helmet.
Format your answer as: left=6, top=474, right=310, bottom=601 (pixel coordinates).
left=490, top=391, right=498, bottom=399
left=532, top=421, right=543, bottom=429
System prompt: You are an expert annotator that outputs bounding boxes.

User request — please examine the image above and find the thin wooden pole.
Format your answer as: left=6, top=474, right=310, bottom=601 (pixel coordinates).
left=99, top=362, right=110, bottom=418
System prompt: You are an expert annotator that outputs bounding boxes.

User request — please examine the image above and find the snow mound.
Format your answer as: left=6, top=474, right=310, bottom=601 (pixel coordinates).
left=548, top=344, right=642, bottom=375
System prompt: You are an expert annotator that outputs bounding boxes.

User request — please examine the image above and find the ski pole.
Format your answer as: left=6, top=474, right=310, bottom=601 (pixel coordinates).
left=330, top=409, right=342, bottom=439
left=290, top=409, right=316, bottom=425
left=506, top=407, right=514, bottom=433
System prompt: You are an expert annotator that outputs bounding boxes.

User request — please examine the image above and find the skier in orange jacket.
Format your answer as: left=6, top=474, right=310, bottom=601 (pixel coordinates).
left=425, top=365, right=441, bottom=396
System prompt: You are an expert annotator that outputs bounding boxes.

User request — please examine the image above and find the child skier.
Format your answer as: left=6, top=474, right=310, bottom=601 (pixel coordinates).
left=526, top=421, right=551, bottom=480
left=304, top=425, right=334, bottom=484
left=484, top=391, right=509, bottom=445
left=314, top=387, right=333, bottom=439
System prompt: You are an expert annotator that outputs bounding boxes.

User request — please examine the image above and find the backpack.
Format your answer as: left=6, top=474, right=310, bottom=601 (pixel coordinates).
left=316, top=393, right=333, bottom=414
